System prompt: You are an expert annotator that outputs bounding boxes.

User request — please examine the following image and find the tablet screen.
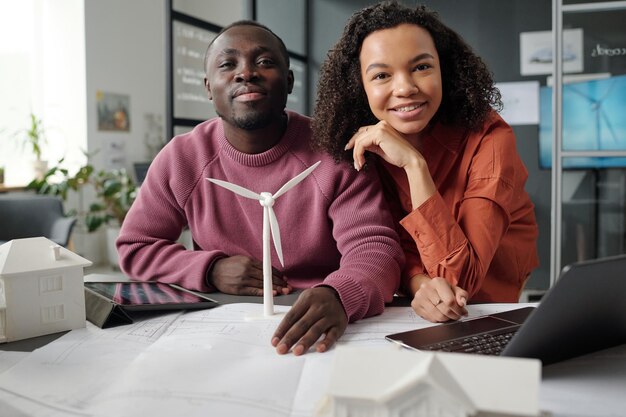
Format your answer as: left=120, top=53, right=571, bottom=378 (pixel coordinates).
left=84, top=281, right=216, bottom=308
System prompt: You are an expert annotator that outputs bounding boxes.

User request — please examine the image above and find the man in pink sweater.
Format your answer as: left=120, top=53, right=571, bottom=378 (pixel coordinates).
left=116, top=21, right=403, bottom=355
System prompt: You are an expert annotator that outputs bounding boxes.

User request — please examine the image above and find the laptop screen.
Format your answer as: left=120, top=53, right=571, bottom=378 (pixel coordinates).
left=386, top=255, right=626, bottom=365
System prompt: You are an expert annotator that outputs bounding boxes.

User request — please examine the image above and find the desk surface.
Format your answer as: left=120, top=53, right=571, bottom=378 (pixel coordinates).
left=0, top=300, right=623, bottom=417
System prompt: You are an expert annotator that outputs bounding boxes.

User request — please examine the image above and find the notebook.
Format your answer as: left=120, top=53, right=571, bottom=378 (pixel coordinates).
left=386, top=254, right=626, bottom=365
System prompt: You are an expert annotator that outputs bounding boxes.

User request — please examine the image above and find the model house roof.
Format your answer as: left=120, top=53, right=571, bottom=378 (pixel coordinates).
left=0, top=237, right=92, bottom=276
left=321, top=345, right=540, bottom=417
left=328, top=345, right=474, bottom=409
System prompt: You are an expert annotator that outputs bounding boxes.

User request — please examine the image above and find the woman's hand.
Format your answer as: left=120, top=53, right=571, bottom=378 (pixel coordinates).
left=410, top=276, right=468, bottom=322
left=345, top=121, right=423, bottom=171
left=346, top=121, right=436, bottom=208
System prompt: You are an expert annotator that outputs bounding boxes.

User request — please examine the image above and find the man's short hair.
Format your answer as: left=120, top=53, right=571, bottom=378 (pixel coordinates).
left=203, top=20, right=290, bottom=73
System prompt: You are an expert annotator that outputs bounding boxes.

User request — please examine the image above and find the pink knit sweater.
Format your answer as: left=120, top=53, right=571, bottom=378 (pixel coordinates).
left=117, top=111, right=403, bottom=321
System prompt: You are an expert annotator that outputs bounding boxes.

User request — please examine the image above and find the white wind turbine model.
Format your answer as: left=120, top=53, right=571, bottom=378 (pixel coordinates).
left=206, top=161, right=321, bottom=317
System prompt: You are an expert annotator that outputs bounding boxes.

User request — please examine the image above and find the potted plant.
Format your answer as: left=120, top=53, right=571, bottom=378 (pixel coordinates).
left=84, top=168, right=137, bottom=233
left=25, top=114, right=46, bottom=161
left=28, top=158, right=137, bottom=267
left=87, top=168, right=137, bottom=267
left=19, top=113, right=48, bottom=180
left=28, top=158, right=137, bottom=230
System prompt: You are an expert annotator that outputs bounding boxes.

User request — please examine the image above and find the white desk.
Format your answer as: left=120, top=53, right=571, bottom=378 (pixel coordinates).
left=0, top=302, right=624, bottom=417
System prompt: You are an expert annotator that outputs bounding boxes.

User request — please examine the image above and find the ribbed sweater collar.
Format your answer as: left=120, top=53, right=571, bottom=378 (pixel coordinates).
left=216, top=112, right=299, bottom=167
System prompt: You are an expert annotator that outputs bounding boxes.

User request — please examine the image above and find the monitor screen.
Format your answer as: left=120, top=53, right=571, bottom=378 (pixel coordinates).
left=133, top=162, right=151, bottom=185
left=538, top=73, right=626, bottom=169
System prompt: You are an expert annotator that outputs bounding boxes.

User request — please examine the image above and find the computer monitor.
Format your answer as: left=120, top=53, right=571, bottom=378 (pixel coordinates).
left=538, top=73, right=626, bottom=169
left=133, top=162, right=151, bottom=185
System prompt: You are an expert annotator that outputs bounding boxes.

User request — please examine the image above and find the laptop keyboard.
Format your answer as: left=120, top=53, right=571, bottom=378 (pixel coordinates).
left=420, top=327, right=519, bottom=355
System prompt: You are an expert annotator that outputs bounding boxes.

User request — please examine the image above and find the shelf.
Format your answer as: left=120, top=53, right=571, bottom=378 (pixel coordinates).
left=562, top=1, right=626, bottom=13
left=550, top=0, right=626, bottom=285
left=0, top=185, right=28, bottom=193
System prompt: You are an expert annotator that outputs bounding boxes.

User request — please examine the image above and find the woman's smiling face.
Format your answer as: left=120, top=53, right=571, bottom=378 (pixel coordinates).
left=359, top=23, right=443, bottom=137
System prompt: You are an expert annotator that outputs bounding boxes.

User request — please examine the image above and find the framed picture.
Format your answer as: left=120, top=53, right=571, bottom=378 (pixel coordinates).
left=97, top=91, right=131, bottom=132
left=520, top=29, right=584, bottom=76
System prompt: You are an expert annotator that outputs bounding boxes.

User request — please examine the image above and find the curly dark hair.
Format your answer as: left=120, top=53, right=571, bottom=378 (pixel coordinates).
left=311, top=1, right=502, bottom=163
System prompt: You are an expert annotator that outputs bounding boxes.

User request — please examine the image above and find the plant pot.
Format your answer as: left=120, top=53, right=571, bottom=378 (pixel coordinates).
left=71, top=228, right=105, bottom=265
left=32, top=160, right=48, bottom=181
left=106, top=226, right=121, bottom=270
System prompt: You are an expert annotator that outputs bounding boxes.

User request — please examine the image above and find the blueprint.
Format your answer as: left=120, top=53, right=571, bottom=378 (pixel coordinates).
left=0, top=303, right=535, bottom=417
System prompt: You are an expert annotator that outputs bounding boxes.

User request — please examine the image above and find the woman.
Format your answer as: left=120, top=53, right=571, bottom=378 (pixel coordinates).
left=312, top=1, right=539, bottom=323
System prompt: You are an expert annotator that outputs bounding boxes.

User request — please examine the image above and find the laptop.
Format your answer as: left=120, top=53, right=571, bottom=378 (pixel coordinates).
left=386, top=254, right=626, bottom=365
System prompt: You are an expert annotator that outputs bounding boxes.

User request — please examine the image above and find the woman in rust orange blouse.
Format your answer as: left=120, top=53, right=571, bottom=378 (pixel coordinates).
left=312, top=1, right=539, bottom=323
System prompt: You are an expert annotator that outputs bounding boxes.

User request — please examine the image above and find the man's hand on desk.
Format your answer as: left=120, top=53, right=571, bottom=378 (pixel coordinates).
left=271, top=287, right=348, bottom=356
left=208, top=255, right=292, bottom=296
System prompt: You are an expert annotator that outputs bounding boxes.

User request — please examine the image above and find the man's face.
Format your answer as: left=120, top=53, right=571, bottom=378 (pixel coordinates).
left=204, top=25, right=293, bottom=131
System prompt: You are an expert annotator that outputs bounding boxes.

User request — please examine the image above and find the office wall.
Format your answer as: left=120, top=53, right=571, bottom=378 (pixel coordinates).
left=309, top=0, right=552, bottom=290
left=256, top=0, right=308, bottom=113
left=79, top=0, right=168, bottom=263
left=84, top=0, right=167, bottom=172
left=84, top=0, right=253, bottom=175
left=81, top=1, right=249, bottom=262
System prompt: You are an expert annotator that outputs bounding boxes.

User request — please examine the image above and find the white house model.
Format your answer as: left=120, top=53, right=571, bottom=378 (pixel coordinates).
left=317, top=345, right=541, bottom=417
left=0, top=237, right=92, bottom=343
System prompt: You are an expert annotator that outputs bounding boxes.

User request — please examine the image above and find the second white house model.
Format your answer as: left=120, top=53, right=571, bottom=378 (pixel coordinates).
left=317, top=345, right=541, bottom=417
left=0, top=237, right=92, bottom=343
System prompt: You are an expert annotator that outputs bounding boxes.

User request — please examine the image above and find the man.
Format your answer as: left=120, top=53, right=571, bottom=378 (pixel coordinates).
left=117, top=21, right=403, bottom=355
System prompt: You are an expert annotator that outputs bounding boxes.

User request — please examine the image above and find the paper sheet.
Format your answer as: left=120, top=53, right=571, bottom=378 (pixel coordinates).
left=496, top=81, right=540, bottom=126
left=0, top=312, right=182, bottom=415
left=0, top=303, right=423, bottom=417
left=0, top=351, right=27, bottom=374
left=0, top=302, right=596, bottom=417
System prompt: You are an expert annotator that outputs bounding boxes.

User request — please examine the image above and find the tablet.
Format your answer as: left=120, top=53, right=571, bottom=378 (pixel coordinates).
left=84, top=281, right=218, bottom=311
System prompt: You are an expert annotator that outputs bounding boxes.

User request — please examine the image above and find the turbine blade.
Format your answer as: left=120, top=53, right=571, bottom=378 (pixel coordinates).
left=268, top=208, right=284, bottom=266
left=273, top=161, right=321, bottom=198
left=206, top=178, right=261, bottom=200
left=567, top=86, right=594, bottom=102
left=599, top=110, right=618, bottom=144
